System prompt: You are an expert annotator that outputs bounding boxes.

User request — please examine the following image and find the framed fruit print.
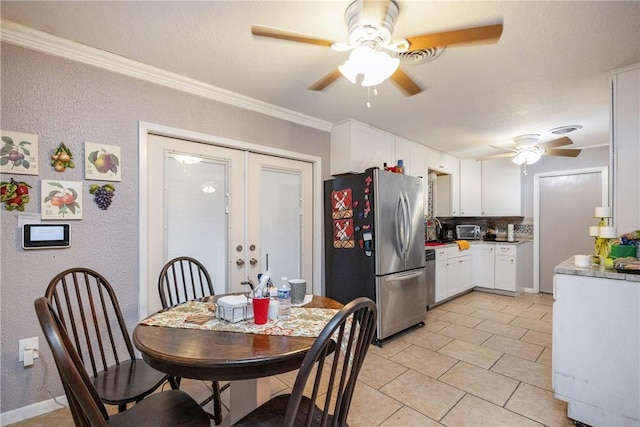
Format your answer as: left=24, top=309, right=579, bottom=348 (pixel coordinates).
left=41, top=180, right=83, bottom=220
left=0, top=130, right=39, bottom=175
left=85, top=142, right=121, bottom=181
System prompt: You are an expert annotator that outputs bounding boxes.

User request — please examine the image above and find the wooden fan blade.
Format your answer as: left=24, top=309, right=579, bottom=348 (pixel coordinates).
left=476, top=152, right=515, bottom=161
left=362, top=0, right=391, bottom=24
left=251, top=25, right=334, bottom=47
left=389, top=68, right=422, bottom=96
left=406, top=24, right=503, bottom=52
left=544, top=148, right=582, bottom=157
left=537, top=136, right=573, bottom=150
left=308, top=69, right=342, bottom=91
left=489, top=144, right=518, bottom=153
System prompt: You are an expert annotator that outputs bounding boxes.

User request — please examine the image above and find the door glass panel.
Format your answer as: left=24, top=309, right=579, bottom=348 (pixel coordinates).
left=166, top=153, right=228, bottom=295
left=260, top=168, right=302, bottom=280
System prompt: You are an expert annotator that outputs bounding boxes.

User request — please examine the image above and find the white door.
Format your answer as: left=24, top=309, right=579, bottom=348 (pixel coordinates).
left=145, top=134, right=313, bottom=315
left=535, top=168, right=607, bottom=293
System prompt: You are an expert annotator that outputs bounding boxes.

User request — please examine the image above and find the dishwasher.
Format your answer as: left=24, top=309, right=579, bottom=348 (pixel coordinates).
left=425, top=249, right=436, bottom=308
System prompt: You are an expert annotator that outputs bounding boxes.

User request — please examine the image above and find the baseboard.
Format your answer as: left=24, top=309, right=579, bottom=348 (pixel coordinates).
left=0, top=395, right=68, bottom=426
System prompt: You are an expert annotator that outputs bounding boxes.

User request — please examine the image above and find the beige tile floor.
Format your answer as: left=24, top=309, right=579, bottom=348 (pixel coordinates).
left=9, top=290, right=574, bottom=427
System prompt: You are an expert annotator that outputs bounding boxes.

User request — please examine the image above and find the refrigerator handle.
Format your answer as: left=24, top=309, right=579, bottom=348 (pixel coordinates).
left=403, top=191, right=412, bottom=258
left=395, top=194, right=404, bottom=257
left=385, top=269, right=423, bottom=282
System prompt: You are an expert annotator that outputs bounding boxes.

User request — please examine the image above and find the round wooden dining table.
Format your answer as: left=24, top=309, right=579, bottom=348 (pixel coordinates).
left=133, top=294, right=342, bottom=423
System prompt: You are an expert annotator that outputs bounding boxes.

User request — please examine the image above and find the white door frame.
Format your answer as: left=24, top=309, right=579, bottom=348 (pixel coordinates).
left=137, top=121, right=323, bottom=318
left=532, top=166, right=608, bottom=293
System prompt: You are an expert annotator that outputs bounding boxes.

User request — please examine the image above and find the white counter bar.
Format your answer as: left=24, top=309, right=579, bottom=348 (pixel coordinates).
left=553, top=257, right=640, bottom=426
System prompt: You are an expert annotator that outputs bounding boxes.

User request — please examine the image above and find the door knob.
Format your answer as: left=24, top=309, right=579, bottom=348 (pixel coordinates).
left=249, top=258, right=258, bottom=266
left=236, top=259, right=245, bottom=267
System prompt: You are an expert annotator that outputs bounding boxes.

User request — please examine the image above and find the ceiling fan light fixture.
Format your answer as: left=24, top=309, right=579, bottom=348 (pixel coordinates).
left=338, top=45, right=400, bottom=87
left=512, top=150, right=541, bottom=165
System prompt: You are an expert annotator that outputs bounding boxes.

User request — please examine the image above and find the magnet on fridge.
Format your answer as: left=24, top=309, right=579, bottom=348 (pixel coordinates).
left=362, top=224, right=371, bottom=230
left=358, top=212, right=364, bottom=219
left=365, top=176, right=372, bottom=186
left=364, top=187, right=370, bottom=194
left=355, top=226, right=361, bottom=232
left=359, top=239, right=364, bottom=248
left=353, top=200, right=359, bottom=208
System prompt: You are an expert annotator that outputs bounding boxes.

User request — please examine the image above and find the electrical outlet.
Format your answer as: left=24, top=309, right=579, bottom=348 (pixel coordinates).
left=19, top=337, right=39, bottom=363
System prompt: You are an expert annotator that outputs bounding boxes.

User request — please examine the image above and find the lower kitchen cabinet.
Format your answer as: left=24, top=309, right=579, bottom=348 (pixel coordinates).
left=435, top=247, right=448, bottom=303
left=494, top=244, right=523, bottom=293
left=471, top=242, right=531, bottom=295
left=474, top=243, right=495, bottom=288
left=448, top=246, right=471, bottom=295
left=434, top=245, right=471, bottom=304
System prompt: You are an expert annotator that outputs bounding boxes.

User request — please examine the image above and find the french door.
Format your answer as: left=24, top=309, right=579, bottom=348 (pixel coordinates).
left=145, top=134, right=313, bottom=315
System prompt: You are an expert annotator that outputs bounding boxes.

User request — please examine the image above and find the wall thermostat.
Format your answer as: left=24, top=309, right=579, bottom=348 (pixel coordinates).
left=22, top=223, right=70, bottom=249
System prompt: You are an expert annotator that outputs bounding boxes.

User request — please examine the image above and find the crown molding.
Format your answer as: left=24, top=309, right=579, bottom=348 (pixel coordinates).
left=1, top=20, right=333, bottom=133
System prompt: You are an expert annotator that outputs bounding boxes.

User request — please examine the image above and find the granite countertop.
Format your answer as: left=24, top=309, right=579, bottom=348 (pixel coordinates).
left=554, top=256, right=640, bottom=282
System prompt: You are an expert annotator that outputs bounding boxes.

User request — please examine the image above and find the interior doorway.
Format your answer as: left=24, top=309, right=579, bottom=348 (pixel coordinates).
left=534, top=167, right=608, bottom=293
left=138, top=123, right=321, bottom=316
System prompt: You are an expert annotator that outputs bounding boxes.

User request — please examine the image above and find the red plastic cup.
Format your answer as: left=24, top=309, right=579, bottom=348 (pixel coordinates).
left=252, top=297, right=269, bottom=325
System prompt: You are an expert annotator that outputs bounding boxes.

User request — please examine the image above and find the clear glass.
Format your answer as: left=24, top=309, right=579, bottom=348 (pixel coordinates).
left=260, top=168, right=302, bottom=281
left=166, top=154, right=228, bottom=295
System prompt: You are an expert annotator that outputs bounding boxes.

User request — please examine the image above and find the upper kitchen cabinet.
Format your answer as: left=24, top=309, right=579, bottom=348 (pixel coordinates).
left=611, top=64, right=639, bottom=232
left=395, top=137, right=428, bottom=213
left=330, top=119, right=394, bottom=175
left=427, top=148, right=458, bottom=174
left=430, top=149, right=460, bottom=217
left=459, top=159, right=482, bottom=216
left=395, top=137, right=427, bottom=178
left=481, top=158, right=523, bottom=216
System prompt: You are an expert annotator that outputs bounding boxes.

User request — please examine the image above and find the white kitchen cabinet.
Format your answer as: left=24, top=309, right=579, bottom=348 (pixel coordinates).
left=481, top=158, right=522, bottom=216
left=433, top=172, right=460, bottom=217
left=474, top=243, right=495, bottom=288
left=428, top=148, right=458, bottom=174
left=494, top=244, right=522, bottom=292
left=330, top=119, right=395, bottom=175
left=459, top=159, right=482, bottom=216
left=395, top=137, right=428, bottom=213
left=449, top=255, right=471, bottom=295
left=434, top=247, right=448, bottom=303
left=611, top=64, right=640, bottom=233
left=433, top=245, right=472, bottom=302
left=553, top=271, right=639, bottom=426
left=429, top=148, right=460, bottom=216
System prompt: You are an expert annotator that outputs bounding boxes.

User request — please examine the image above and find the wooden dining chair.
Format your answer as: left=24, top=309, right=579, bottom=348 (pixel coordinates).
left=35, top=297, right=211, bottom=427
left=158, top=256, right=227, bottom=425
left=233, top=296, right=378, bottom=427
left=45, top=268, right=175, bottom=413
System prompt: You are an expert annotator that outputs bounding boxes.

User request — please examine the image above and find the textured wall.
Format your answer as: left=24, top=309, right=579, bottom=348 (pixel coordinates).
left=0, top=43, right=330, bottom=414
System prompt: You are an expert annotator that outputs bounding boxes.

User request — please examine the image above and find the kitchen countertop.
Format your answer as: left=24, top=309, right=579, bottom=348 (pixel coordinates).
left=425, top=240, right=528, bottom=249
left=554, top=256, right=640, bottom=282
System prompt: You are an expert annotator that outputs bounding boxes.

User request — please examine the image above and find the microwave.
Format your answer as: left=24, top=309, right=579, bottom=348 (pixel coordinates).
left=456, top=225, right=481, bottom=240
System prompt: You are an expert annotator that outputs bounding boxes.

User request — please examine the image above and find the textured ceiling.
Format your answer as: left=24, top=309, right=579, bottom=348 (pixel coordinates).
left=2, top=1, right=639, bottom=158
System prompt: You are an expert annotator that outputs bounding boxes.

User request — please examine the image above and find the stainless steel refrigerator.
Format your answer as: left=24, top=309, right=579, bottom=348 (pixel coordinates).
left=324, top=168, right=426, bottom=343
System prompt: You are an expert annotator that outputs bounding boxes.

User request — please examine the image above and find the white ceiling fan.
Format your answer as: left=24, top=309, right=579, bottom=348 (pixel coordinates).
left=251, top=0, right=503, bottom=96
left=480, top=133, right=582, bottom=165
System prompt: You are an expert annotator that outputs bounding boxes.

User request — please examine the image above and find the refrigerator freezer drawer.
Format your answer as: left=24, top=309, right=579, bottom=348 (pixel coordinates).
left=376, top=268, right=427, bottom=341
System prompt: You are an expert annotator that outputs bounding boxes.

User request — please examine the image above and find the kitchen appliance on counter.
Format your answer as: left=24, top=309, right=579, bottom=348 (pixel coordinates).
left=324, top=168, right=426, bottom=344
left=439, top=223, right=456, bottom=242
left=426, top=217, right=440, bottom=242
left=456, top=225, right=482, bottom=240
